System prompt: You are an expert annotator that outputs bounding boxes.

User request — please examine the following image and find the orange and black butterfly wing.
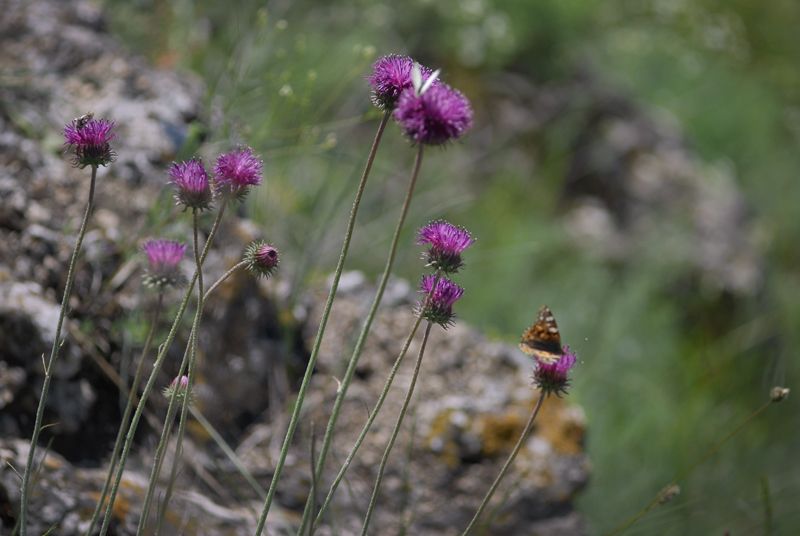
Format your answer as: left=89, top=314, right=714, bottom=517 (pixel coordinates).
left=519, top=305, right=563, bottom=363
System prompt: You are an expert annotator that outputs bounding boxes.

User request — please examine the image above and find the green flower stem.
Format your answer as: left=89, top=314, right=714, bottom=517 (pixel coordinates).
left=139, top=210, right=206, bottom=534
left=299, top=143, right=426, bottom=535
left=203, top=260, right=247, bottom=300
left=360, top=320, right=434, bottom=536
left=85, top=293, right=164, bottom=536
left=307, top=422, right=318, bottom=536
left=153, top=211, right=206, bottom=535
left=606, top=397, right=776, bottom=536
left=253, top=110, right=391, bottom=536
left=310, top=274, right=439, bottom=532
left=20, top=165, right=98, bottom=536
left=460, top=391, right=546, bottom=536
left=99, top=200, right=227, bottom=536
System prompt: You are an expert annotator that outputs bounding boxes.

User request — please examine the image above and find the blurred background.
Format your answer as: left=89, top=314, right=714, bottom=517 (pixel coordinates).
left=72, top=0, right=800, bottom=533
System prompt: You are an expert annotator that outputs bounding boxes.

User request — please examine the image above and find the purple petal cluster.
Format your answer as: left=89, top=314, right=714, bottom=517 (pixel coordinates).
left=162, top=375, right=192, bottom=401
left=419, top=275, right=465, bottom=328
left=214, top=147, right=263, bottom=193
left=394, top=83, right=473, bottom=145
left=417, top=220, right=474, bottom=273
left=63, top=116, right=116, bottom=168
left=170, top=158, right=212, bottom=210
left=368, top=55, right=433, bottom=110
left=533, top=346, right=577, bottom=397
left=142, top=239, right=186, bottom=289
left=244, top=240, right=280, bottom=279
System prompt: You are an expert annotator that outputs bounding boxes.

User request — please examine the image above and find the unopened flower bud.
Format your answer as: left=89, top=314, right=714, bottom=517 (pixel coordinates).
left=162, top=375, right=192, bottom=402
left=244, top=241, right=280, bottom=278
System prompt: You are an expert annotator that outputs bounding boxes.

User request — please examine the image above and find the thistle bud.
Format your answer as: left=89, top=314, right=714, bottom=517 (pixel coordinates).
left=162, top=375, right=192, bottom=403
left=244, top=241, right=280, bottom=279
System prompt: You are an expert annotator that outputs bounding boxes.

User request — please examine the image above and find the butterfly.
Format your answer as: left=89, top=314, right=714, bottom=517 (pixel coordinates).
left=519, top=305, right=563, bottom=364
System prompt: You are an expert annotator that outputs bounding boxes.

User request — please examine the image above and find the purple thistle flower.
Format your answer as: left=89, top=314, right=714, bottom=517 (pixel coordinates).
left=214, top=147, right=263, bottom=196
left=533, top=346, right=577, bottom=397
left=63, top=115, right=116, bottom=168
left=142, top=239, right=186, bottom=289
left=419, top=275, right=465, bottom=328
left=244, top=240, right=280, bottom=279
left=162, top=375, right=192, bottom=401
left=368, top=55, right=434, bottom=110
left=169, top=158, right=212, bottom=210
left=394, top=83, right=473, bottom=146
left=418, top=220, right=475, bottom=273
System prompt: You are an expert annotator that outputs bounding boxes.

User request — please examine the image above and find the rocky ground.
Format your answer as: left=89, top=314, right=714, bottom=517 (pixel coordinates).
left=0, top=0, right=762, bottom=535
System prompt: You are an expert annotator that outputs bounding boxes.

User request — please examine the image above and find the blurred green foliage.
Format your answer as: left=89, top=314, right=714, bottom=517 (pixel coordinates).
left=103, top=0, right=800, bottom=533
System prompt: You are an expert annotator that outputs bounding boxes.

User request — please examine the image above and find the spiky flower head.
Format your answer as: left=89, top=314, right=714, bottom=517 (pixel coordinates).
left=142, top=239, right=186, bottom=289
left=244, top=241, right=280, bottom=279
left=162, top=375, right=193, bottom=403
left=532, top=346, right=577, bottom=397
left=368, top=55, right=435, bottom=110
left=169, top=158, right=212, bottom=210
left=214, top=147, right=263, bottom=198
left=393, top=82, right=472, bottom=146
left=63, top=115, right=116, bottom=168
left=418, top=275, right=465, bottom=328
left=417, top=220, right=474, bottom=273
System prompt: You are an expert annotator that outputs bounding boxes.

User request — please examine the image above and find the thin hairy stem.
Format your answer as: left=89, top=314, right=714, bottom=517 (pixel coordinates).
left=99, top=200, right=227, bottom=536
left=398, top=407, right=420, bottom=536
left=307, top=423, right=318, bottom=536
left=253, top=110, right=391, bottom=536
left=311, top=274, right=438, bottom=531
left=85, top=293, right=164, bottom=536
left=20, top=165, right=98, bottom=535
left=360, top=320, right=434, bottom=536
left=461, top=391, right=546, bottom=535
left=146, top=210, right=205, bottom=534
left=204, top=260, right=246, bottom=300
left=606, top=397, right=776, bottom=536
left=299, top=143, right=426, bottom=535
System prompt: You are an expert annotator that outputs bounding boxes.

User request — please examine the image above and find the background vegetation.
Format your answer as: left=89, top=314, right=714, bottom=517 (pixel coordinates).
left=102, top=0, right=800, bottom=533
